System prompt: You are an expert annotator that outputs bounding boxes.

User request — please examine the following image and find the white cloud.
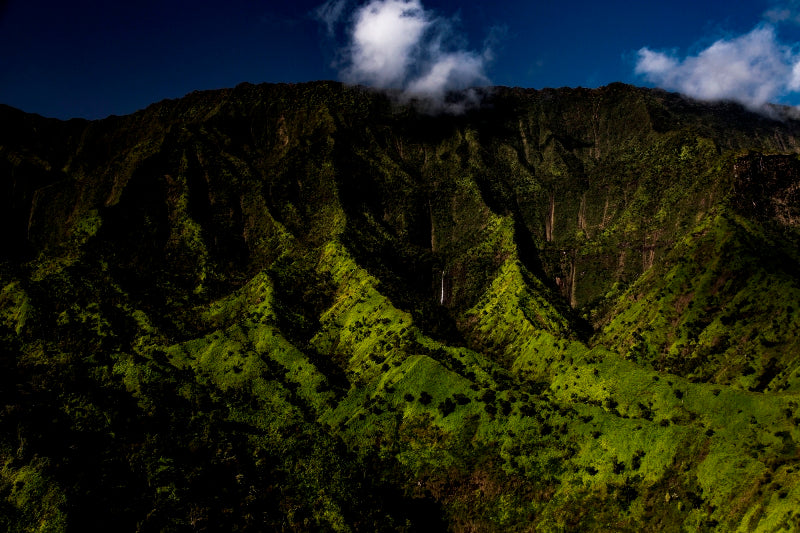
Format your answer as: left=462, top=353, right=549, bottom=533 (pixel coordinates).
left=635, top=48, right=679, bottom=77
left=635, top=25, right=800, bottom=109
left=344, top=0, right=430, bottom=87
left=317, top=0, right=492, bottom=112
left=790, top=60, right=800, bottom=90
left=315, top=0, right=350, bottom=36
left=764, top=1, right=800, bottom=25
left=406, top=51, right=487, bottom=95
left=765, top=8, right=793, bottom=23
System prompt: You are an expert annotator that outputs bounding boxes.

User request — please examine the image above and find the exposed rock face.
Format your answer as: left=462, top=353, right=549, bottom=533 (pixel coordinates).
left=733, top=152, right=800, bottom=226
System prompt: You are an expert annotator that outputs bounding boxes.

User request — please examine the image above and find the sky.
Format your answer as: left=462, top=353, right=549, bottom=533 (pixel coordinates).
left=3, top=0, right=800, bottom=119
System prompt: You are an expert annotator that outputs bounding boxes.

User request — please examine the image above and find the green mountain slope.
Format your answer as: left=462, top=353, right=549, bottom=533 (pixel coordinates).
left=1, top=82, right=800, bottom=531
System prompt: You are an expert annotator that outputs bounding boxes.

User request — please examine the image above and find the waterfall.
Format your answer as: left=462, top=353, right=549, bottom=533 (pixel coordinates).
left=440, top=270, right=445, bottom=305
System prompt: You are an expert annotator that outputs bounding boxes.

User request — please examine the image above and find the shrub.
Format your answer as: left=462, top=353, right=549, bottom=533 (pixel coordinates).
left=438, top=398, right=456, bottom=416
left=419, top=391, right=433, bottom=405
left=453, top=393, right=470, bottom=405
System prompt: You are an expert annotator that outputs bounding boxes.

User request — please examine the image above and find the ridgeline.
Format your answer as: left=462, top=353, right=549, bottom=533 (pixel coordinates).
left=2, top=81, right=800, bottom=531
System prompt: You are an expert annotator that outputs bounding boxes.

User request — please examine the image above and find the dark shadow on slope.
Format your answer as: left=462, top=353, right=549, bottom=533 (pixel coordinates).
left=88, top=152, right=202, bottom=339
left=93, top=156, right=172, bottom=295
left=374, top=492, right=449, bottom=532
left=181, top=141, right=250, bottom=276
left=331, top=130, right=466, bottom=345
left=265, top=250, right=351, bottom=394
left=338, top=214, right=466, bottom=344
left=0, top=157, right=63, bottom=259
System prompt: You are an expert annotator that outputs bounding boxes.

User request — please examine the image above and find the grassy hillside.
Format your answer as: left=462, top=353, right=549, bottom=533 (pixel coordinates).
left=1, top=82, right=800, bottom=531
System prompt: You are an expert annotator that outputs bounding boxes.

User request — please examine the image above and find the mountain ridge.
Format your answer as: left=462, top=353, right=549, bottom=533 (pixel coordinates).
left=2, top=81, right=800, bottom=531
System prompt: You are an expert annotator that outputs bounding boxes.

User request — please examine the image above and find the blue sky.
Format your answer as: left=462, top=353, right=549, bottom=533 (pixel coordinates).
left=2, top=0, right=799, bottom=119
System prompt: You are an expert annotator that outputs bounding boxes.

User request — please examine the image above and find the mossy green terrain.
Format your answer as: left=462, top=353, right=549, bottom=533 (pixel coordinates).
left=1, top=82, right=800, bottom=531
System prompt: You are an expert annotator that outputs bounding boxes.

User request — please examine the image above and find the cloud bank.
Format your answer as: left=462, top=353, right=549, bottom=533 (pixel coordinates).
left=635, top=25, right=800, bottom=110
left=315, top=0, right=492, bottom=112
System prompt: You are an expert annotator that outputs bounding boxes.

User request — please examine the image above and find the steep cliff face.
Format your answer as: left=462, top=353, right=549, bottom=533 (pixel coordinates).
left=732, top=153, right=800, bottom=225
left=7, top=83, right=800, bottom=320
left=2, top=82, right=800, bottom=531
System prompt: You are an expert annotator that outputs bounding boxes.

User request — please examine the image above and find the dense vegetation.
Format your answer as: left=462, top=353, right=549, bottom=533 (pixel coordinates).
left=1, top=81, right=800, bottom=531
